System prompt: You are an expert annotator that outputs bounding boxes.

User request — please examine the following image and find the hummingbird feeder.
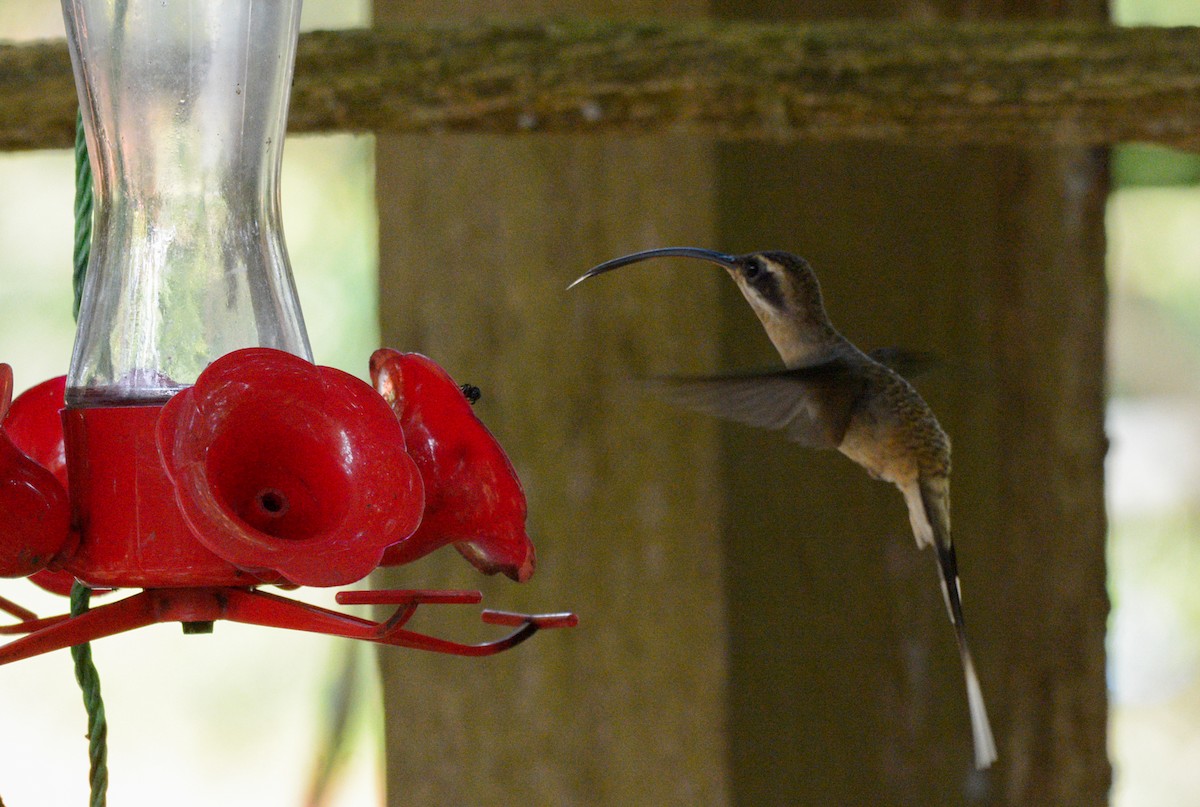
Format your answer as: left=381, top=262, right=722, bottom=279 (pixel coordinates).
left=0, top=0, right=574, bottom=666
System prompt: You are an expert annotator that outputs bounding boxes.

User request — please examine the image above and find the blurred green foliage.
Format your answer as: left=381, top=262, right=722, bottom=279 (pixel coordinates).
left=1112, top=0, right=1200, bottom=25
left=1115, top=145, right=1200, bottom=188
left=1106, top=5, right=1200, bottom=805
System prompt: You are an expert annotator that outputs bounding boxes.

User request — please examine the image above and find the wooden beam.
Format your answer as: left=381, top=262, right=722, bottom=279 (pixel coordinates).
left=2, top=20, right=1199, bottom=152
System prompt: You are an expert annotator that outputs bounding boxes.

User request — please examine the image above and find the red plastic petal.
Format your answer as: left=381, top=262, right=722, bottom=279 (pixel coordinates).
left=0, top=371, right=71, bottom=579
left=157, top=348, right=425, bottom=587
left=1, top=374, right=78, bottom=590
left=3, top=375, right=68, bottom=489
left=0, top=364, right=10, bottom=421
left=370, top=349, right=535, bottom=582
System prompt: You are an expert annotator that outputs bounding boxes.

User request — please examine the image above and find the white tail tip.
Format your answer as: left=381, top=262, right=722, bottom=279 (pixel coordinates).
left=962, top=649, right=998, bottom=769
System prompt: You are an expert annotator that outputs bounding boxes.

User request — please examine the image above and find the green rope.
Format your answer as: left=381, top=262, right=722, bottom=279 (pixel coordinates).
left=70, top=108, right=108, bottom=807
left=69, top=583, right=108, bottom=807
left=72, top=111, right=93, bottom=321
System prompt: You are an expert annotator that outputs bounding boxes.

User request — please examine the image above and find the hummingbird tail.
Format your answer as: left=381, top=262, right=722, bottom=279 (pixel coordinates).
left=961, top=643, right=998, bottom=769
left=939, top=545, right=998, bottom=769
left=916, top=475, right=997, bottom=768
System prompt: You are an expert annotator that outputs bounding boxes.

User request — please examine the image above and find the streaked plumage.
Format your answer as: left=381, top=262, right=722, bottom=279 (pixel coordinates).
left=571, top=247, right=997, bottom=770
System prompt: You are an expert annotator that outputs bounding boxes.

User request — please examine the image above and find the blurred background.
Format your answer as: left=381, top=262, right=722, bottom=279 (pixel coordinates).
left=1106, top=5, right=1200, bottom=805
left=0, top=0, right=1198, bottom=805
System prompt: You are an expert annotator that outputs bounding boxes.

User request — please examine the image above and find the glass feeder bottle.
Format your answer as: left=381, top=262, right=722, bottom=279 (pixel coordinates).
left=62, top=0, right=312, bottom=407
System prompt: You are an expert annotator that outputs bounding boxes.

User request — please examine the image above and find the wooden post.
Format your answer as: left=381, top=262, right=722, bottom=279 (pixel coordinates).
left=372, top=2, right=731, bottom=804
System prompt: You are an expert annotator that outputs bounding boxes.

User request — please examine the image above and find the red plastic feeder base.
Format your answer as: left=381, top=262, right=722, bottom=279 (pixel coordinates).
left=62, top=405, right=262, bottom=588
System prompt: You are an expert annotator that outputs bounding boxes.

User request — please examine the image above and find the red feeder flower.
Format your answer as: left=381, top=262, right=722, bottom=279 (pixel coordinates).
left=0, top=373, right=80, bottom=596
left=2, top=373, right=68, bottom=487
left=0, top=366, right=71, bottom=579
left=158, top=348, right=424, bottom=587
left=371, top=349, right=536, bottom=582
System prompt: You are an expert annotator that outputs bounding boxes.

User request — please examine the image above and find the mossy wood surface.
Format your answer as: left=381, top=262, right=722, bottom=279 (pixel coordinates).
left=2, top=20, right=1198, bottom=151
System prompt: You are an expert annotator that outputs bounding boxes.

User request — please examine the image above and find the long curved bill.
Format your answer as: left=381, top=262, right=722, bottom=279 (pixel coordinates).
left=568, top=247, right=739, bottom=289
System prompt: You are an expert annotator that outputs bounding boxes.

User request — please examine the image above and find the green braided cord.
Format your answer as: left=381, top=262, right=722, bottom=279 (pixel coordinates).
left=72, top=111, right=93, bottom=321
left=70, top=108, right=108, bottom=807
left=69, top=583, right=108, bottom=807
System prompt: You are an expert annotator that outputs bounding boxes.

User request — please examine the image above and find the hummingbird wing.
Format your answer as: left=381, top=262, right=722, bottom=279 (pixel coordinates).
left=646, top=361, right=865, bottom=449
left=866, top=347, right=938, bottom=379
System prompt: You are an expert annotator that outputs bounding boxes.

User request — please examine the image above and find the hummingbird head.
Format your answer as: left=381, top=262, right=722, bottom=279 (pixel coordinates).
left=570, top=247, right=837, bottom=364
left=726, top=251, right=830, bottom=332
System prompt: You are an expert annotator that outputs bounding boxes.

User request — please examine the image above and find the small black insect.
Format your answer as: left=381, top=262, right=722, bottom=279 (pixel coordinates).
left=460, top=383, right=482, bottom=405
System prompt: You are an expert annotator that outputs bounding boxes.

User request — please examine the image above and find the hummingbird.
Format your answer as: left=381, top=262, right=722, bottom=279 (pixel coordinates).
left=569, top=247, right=998, bottom=770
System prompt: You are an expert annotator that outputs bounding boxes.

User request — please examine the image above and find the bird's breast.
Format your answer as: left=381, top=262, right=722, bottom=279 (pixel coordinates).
left=837, top=418, right=916, bottom=485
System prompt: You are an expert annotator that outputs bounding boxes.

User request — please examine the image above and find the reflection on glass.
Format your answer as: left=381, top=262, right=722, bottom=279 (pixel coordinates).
left=62, top=0, right=311, bottom=405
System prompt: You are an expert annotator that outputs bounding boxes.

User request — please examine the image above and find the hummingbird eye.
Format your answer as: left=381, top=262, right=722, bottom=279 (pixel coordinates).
left=742, top=260, right=763, bottom=280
